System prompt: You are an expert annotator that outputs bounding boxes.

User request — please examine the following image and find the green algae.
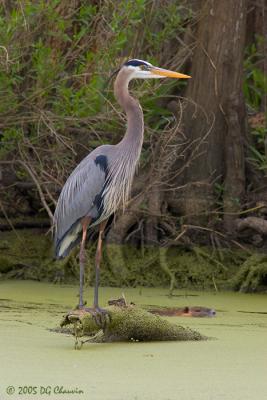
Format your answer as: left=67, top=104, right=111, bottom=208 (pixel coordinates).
left=0, top=281, right=267, bottom=400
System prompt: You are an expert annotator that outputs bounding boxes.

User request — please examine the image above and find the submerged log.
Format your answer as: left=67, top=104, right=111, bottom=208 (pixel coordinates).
left=60, top=303, right=206, bottom=348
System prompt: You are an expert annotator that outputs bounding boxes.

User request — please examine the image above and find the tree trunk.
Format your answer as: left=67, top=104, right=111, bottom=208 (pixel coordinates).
left=145, top=183, right=162, bottom=245
left=223, top=93, right=246, bottom=231
left=180, top=0, right=248, bottom=224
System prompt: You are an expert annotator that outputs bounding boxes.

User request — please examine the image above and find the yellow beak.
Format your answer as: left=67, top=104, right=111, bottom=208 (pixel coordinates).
left=150, top=67, right=191, bottom=79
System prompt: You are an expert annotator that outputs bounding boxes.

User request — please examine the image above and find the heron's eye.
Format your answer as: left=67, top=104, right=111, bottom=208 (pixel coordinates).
left=140, top=64, right=149, bottom=71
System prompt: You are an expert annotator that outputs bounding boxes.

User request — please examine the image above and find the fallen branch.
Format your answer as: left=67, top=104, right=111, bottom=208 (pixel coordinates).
left=236, top=217, right=267, bottom=235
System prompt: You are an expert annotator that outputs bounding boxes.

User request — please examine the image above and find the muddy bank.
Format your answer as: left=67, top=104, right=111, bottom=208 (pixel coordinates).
left=0, top=229, right=267, bottom=292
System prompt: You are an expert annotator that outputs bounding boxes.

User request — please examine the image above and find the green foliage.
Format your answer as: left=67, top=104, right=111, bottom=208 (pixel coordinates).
left=244, top=39, right=267, bottom=110
left=0, top=127, right=23, bottom=158
left=214, top=182, right=225, bottom=209
left=247, top=118, right=267, bottom=172
left=247, top=144, right=267, bottom=171
left=231, top=254, right=267, bottom=292
left=244, top=37, right=267, bottom=172
left=0, top=0, right=192, bottom=189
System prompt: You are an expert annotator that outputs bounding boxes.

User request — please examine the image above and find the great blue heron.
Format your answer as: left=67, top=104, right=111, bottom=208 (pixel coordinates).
left=54, top=59, right=190, bottom=324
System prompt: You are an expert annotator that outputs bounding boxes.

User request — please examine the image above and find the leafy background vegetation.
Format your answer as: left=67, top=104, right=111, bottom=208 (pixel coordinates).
left=0, top=0, right=191, bottom=195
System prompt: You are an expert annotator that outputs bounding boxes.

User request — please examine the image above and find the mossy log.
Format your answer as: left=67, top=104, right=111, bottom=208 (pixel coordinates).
left=60, top=304, right=206, bottom=348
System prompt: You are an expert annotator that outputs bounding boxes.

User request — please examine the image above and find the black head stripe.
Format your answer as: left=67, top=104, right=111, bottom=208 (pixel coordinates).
left=124, top=59, right=150, bottom=67
left=105, top=59, right=150, bottom=87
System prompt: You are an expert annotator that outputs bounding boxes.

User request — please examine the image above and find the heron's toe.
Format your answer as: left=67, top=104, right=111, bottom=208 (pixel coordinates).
left=93, top=307, right=111, bottom=329
left=75, top=301, right=87, bottom=310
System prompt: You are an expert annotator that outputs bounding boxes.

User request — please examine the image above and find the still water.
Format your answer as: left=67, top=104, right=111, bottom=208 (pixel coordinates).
left=0, top=280, right=266, bottom=400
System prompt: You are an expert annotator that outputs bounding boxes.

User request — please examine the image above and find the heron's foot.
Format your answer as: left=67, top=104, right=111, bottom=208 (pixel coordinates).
left=73, top=295, right=87, bottom=309
left=75, top=301, right=87, bottom=310
left=66, top=306, right=110, bottom=329
left=84, top=306, right=111, bottom=329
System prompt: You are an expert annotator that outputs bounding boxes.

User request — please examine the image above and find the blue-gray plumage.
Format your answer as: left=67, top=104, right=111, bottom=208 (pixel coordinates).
left=53, top=58, right=190, bottom=323
left=54, top=146, right=110, bottom=258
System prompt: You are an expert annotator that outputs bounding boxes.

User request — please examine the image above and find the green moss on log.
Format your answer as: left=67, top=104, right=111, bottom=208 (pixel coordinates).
left=60, top=305, right=206, bottom=344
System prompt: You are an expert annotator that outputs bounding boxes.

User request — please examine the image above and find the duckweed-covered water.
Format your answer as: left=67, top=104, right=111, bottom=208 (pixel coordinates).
left=0, top=280, right=266, bottom=400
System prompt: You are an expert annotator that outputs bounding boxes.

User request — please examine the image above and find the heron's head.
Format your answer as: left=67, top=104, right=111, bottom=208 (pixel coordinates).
left=121, top=59, right=191, bottom=80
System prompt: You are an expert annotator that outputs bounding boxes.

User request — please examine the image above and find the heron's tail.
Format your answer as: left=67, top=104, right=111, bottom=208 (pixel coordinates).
left=55, top=221, right=82, bottom=259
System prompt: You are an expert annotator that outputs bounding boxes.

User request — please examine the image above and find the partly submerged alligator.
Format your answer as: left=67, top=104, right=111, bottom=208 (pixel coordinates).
left=149, top=306, right=216, bottom=317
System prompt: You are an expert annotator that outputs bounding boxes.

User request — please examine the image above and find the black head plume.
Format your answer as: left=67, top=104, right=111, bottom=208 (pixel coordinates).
left=124, top=59, right=151, bottom=68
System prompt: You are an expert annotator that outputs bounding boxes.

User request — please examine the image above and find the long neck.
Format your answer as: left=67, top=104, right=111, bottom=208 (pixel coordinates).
left=100, top=70, right=144, bottom=218
left=114, top=69, right=144, bottom=156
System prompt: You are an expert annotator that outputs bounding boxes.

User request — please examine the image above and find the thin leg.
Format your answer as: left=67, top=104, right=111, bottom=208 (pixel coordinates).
left=79, top=217, right=91, bottom=308
left=93, top=220, right=108, bottom=308
left=74, top=219, right=110, bottom=328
